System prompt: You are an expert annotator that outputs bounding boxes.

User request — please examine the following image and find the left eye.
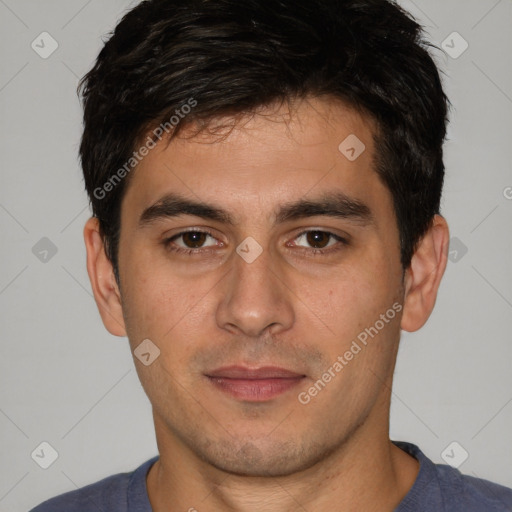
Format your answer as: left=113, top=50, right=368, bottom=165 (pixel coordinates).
left=170, top=231, right=218, bottom=250
left=293, top=230, right=344, bottom=250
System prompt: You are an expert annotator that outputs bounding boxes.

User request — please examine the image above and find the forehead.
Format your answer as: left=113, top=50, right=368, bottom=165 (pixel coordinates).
left=120, top=97, right=391, bottom=225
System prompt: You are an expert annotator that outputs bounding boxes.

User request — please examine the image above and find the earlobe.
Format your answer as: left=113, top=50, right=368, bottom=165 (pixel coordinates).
left=401, top=215, right=450, bottom=332
left=83, top=217, right=127, bottom=337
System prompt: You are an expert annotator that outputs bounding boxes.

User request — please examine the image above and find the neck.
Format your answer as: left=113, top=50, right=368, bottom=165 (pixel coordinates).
left=146, top=411, right=419, bottom=512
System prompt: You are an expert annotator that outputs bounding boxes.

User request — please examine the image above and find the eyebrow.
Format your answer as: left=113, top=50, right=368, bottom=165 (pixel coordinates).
left=138, top=191, right=374, bottom=228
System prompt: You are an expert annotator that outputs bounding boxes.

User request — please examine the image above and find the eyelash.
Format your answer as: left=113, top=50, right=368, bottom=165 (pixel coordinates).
left=163, top=229, right=349, bottom=257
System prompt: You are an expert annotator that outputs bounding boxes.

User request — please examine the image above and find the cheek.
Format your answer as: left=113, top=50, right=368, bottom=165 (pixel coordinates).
left=119, top=249, right=215, bottom=351
left=118, top=247, right=172, bottom=340
left=311, top=260, right=400, bottom=345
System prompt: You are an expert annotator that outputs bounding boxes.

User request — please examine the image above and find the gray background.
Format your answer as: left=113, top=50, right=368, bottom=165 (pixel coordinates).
left=0, top=0, right=511, bottom=510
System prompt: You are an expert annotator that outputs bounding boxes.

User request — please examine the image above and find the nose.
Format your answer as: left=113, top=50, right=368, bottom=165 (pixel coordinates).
left=215, top=245, right=295, bottom=338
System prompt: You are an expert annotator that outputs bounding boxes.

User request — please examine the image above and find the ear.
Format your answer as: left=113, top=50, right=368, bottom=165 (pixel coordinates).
left=83, top=217, right=127, bottom=337
left=401, top=214, right=450, bottom=332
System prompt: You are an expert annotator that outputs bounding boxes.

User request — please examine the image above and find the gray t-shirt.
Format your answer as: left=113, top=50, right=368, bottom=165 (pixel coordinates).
left=30, top=441, right=512, bottom=511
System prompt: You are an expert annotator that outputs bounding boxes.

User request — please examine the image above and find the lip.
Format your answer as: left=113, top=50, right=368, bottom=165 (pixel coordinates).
left=205, top=366, right=306, bottom=402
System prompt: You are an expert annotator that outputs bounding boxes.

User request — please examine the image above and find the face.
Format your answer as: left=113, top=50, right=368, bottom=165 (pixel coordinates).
left=114, top=97, right=407, bottom=476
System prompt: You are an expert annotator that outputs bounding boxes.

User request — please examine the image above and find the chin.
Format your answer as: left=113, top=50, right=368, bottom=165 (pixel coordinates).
left=194, top=436, right=333, bottom=477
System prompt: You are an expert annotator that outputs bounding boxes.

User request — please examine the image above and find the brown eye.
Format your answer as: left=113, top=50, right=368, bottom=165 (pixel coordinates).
left=305, top=231, right=331, bottom=249
left=181, top=231, right=209, bottom=248
left=164, top=230, right=219, bottom=254
left=290, top=230, right=349, bottom=256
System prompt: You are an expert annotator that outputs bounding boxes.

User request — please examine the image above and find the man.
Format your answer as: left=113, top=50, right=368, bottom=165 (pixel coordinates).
left=30, top=0, right=512, bottom=510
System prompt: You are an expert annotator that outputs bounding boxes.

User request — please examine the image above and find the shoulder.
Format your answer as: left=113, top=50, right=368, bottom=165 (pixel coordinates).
left=436, top=463, right=512, bottom=511
left=29, top=473, right=130, bottom=512
left=29, top=456, right=158, bottom=512
left=394, top=441, right=512, bottom=512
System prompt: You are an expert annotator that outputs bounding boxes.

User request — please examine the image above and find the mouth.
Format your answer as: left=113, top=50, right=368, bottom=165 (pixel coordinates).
left=204, top=366, right=306, bottom=402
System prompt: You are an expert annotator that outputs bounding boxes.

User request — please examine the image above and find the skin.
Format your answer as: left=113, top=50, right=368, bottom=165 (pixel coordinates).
left=84, top=97, right=449, bottom=511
